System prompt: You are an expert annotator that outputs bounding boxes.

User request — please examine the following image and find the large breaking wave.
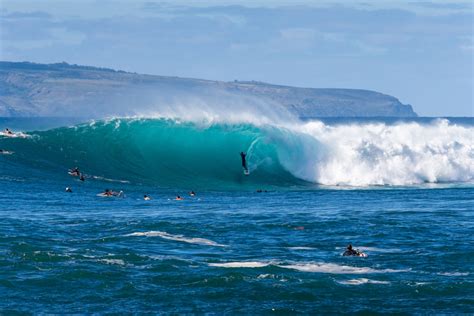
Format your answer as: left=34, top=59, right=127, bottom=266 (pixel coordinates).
left=1, top=118, right=473, bottom=188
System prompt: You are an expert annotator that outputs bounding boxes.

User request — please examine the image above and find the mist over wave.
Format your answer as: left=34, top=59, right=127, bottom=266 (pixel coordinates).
left=1, top=115, right=472, bottom=188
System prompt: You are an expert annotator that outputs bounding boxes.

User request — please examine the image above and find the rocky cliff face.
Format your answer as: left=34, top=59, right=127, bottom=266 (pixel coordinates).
left=0, top=62, right=417, bottom=118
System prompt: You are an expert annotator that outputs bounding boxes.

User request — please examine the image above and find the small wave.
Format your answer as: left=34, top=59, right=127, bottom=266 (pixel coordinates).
left=278, top=263, right=410, bottom=274
left=437, top=272, right=470, bottom=277
left=337, top=278, right=390, bottom=285
left=208, top=261, right=270, bottom=268
left=98, top=259, right=126, bottom=265
left=207, top=260, right=409, bottom=275
left=90, top=175, right=130, bottom=183
left=356, top=246, right=402, bottom=253
left=287, top=246, right=316, bottom=251
left=126, top=231, right=226, bottom=247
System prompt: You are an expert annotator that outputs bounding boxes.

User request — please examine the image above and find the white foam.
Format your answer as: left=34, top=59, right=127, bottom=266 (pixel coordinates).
left=279, top=262, right=409, bottom=274
left=287, top=246, right=316, bottom=251
left=337, top=278, right=390, bottom=285
left=126, top=231, right=226, bottom=247
left=207, top=260, right=408, bottom=275
left=276, top=119, right=474, bottom=186
left=437, top=272, right=470, bottom=276
left=257, top=274, right=274, bottom=279
left=208, top=261, right=270, bottom=268
left=350, top=247, right=402, bottom=253
left=98, top=259, right=126, bottom=265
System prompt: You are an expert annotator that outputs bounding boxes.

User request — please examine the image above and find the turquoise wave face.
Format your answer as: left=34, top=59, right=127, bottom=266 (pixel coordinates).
left=0, top=119, right=309, bottom=189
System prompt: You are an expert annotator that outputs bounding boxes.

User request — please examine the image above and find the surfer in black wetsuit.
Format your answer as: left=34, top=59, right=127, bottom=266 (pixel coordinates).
left=240, top=152, right=248, bottom=171
left=343, top=244, right=365, bottom=257
left=343, top=244, right=357, bottom=256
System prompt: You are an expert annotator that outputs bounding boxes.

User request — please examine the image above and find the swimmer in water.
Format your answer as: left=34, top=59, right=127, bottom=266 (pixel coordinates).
left=189, top=191, right=196, bottom=197
left=175, top=195, right=184, bottom=201
left=144, top=195, right=151, bottom=200
left=65, top=187, right=72, bottom=193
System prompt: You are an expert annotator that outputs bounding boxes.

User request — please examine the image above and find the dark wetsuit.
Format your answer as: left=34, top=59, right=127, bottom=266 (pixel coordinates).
left=343, top=247, right=360, bottom=256
left=240, top=152, right=247, bottom=171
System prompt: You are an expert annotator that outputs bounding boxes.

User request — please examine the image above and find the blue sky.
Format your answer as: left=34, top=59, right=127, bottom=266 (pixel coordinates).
left=1, top=0, right=472, bottom=116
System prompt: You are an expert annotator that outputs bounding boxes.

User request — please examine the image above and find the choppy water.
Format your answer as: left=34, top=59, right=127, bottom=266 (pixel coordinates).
left=0, top=117, right=473, bottom=313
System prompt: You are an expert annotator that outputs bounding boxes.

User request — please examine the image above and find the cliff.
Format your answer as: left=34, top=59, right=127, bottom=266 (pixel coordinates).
left=0, top=61, right=417, bottom=118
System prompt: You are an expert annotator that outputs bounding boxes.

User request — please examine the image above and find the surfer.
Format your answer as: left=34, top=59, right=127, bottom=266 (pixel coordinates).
left=3, top=128, right=13, bottom=135
left=240, top=152, right=248, bottom=171
left=99, top=189, right=123, bottom=197
left=343, top=244, right=366, bottom=257
left=65, top=187, right=72, bottom=193
left=69, top=167, right=80, bottom=176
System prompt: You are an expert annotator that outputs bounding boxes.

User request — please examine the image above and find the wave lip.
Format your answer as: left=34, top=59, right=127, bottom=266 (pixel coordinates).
left=126, top=231, right=226, bottom=247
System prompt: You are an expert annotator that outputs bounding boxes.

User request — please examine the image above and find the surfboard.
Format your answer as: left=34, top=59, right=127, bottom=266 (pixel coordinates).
left=343, top=250, right=368, bottom=257
left=97, top=191, right=124, bottom=198
left=97, top=193, right=113, bottom=197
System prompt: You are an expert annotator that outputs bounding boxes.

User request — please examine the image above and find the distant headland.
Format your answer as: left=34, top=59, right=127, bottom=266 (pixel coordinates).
left=0, top=61, right=417, bottom=118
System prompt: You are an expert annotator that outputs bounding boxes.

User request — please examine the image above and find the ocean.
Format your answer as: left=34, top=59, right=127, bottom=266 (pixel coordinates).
left=0, top=117, right=473, bottom=313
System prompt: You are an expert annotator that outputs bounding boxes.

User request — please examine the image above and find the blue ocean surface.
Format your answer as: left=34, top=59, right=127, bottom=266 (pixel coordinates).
left=0, top=117, right=473, bottom=313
